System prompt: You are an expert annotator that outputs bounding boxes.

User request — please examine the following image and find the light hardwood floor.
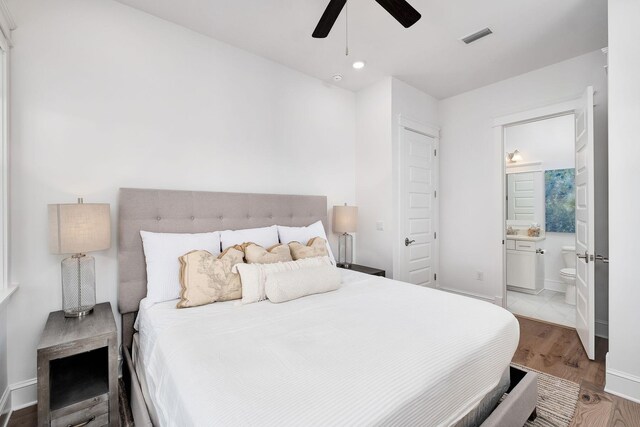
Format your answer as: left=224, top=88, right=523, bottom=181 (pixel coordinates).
left=8, top=316, right=640, bottom=426
left=514, top=315, right=640, bottom=426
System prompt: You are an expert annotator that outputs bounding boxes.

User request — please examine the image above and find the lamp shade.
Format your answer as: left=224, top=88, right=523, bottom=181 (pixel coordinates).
left=48, top=201, right=111, bottom=254
left=333, top=205, right=358, bottom=233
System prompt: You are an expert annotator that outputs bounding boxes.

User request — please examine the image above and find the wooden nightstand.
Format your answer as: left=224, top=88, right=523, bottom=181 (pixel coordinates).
left=37, top=302, right=118, bottom=427
left=337, top=263, right=386, bottom=277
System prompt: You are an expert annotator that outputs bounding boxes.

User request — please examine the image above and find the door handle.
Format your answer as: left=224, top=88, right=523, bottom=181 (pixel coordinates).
left=577, top=251, right=589, bottom=263
left=405, top=238, right=416, bottom=247
left=595, top=254, right=609, bottom=264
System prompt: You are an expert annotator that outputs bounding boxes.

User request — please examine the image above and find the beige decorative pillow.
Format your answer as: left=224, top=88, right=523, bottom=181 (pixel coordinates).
left=177, top=248, right=244, bottom=308
left=244, top=243, right=293, bottom=264
left=288, top=237, right=329, bottom=260
left=265, top=265, right=342, bottom=303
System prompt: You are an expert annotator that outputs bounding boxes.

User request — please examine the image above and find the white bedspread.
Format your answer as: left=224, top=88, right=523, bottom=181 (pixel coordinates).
left=136, top=270, right=519, bottom=427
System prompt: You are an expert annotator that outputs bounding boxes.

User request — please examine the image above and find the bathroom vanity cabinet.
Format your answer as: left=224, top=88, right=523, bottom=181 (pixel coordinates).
left=506, top=237, right=545, bottom=294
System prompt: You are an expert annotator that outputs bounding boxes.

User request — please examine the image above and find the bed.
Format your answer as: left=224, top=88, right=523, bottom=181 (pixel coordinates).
left=117, top=188, right=528, bottom=427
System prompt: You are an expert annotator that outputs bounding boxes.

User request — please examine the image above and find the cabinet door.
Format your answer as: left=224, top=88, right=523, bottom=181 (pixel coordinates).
left=506, top=250, right=536, bottom=290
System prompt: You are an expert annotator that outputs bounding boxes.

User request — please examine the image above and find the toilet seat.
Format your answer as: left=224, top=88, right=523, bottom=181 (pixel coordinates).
left=560, top=267, right=576, bottom=277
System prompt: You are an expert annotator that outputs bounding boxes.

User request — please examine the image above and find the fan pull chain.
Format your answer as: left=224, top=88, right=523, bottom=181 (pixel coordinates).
left=345, top=0, right=349, bottom=56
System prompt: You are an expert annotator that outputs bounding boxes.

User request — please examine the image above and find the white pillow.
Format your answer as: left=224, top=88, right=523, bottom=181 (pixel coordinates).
left=140, top=230, right=221, bottom=304
left=220, top=225, right=279, bottom=250
left=277, top=221, right=336, bottom=264
left=265, top=265, right=341, bottom=303
left=234, top=256, right=332, bottom=304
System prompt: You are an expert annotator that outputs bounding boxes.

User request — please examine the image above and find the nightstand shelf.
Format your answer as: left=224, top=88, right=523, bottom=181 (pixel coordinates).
left=37, top=302, right=118, bottom=427
left=337, top=263, right=385, bottom=277
left=50, top=348, right=109, bottom=411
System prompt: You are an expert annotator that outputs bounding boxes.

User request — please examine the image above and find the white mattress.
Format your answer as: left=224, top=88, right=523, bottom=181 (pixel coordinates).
left=136, top=270, right=519, bottom=427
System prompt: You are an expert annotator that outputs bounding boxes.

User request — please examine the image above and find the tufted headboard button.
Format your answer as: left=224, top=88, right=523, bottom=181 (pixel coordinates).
left=190, top=216, right=195, bottom=221
left=156, top=216, right=161, bottom=221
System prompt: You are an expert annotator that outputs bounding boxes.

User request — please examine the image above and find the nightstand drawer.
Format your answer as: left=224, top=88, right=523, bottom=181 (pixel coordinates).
left=51, top=395, right=108, bottom=427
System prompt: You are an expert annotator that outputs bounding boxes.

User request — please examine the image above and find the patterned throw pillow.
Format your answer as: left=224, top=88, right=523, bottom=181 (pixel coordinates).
left=177, top=247, right=244, bottom=308
left=243, top=243, right=293, bottom=264
left=288, top=237, right=329, bottom=260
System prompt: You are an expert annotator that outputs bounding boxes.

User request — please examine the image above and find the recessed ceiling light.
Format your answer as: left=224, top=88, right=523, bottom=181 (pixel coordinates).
left=352, top=61, right=366, bottom=70
left=332, top=74, right=343, bottom=82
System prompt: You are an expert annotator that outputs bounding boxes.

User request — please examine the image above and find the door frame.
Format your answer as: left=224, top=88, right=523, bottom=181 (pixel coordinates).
left=393, top=115, right=440, bottom=286
left=494, top=100, right=579, bottom=308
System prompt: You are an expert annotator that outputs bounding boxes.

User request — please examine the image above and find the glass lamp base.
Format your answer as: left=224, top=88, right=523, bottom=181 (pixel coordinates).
left=61, top=254, right=96, bottom=318
left=338, top=233, right=354, bottom=266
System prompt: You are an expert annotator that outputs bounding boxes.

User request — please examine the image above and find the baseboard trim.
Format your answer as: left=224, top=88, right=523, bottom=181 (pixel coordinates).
left=0, top=386, right=11, bottom=427
left=595, top=319, right=609, bottom=339
left=543, top=279, right=566, bottom=293
left=605, top=360, right=640, bottom=404
left=438, top=286, right=496, bottom=304
left=9, top=378, right=36, bottom=411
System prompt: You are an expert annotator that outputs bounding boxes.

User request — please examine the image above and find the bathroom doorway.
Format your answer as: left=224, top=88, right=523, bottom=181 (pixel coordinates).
left=496, top=88, right=607, bottom=360
left=503, top=114, right=577, bottom=328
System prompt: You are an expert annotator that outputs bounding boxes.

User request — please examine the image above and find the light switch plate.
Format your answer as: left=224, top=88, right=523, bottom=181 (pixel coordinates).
left=376, top=221, right=384, bottom=231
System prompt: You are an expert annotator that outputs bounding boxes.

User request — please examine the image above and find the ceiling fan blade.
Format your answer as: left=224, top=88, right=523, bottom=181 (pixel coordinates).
left=312, top=0, right=347, bottom=38
left=374, top=0, right=421, bottom=28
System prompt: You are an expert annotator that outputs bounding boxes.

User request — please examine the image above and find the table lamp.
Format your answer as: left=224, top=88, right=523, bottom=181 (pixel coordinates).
left=48, top=198, right=111, bottom=317
left=333, top=204, right=358, bottom=268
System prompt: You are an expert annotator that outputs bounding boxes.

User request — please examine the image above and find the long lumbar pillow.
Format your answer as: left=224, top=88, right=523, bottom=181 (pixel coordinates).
left=265, top=265, right=342, bottom=303
left=234, top=256, right=332, bottom=304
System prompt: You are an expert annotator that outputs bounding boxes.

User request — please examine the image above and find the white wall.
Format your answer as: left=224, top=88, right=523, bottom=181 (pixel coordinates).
left=355, top=77, right=439, bottom=278
left=439, top=50, right=608, bottom=312
left=6, top=0, right=356, bottom=406
left=355, top=78, right=393, bottom=274
left=505, top=115, right=576, bottom=292
left=606, top=0, right=640, bottom=402
left=505, top=114, right=575, bottom=171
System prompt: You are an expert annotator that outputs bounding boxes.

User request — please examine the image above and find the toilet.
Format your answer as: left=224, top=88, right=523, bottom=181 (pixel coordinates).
left=560, top=246, right=577, bottom=305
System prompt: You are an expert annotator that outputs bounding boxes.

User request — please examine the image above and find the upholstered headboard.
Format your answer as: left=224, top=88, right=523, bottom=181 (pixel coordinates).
left=118, top=188, right=328, bottom=348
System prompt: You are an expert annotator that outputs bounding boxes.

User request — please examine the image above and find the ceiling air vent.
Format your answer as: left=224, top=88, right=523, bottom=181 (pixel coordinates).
left=461, top=27, right=493, bottom=44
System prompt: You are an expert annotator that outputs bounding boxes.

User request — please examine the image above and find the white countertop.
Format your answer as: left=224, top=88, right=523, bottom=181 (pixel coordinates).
left=506, top=235, right=545, bottom=242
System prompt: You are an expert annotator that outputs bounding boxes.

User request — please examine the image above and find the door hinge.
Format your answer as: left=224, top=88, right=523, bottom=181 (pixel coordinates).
left=434, top=190, right=437, bottom=198
left=434, top=148, right=437, bottom=156
left=434, top=273, right=437, bottom=281
left=434, top=232, right=437, bottom=239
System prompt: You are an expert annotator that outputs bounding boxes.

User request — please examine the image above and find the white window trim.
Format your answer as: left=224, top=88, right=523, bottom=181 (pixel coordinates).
left=0, top=0, right=14, bottom=305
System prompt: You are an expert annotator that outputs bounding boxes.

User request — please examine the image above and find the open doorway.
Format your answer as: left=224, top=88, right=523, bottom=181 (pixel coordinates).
left=504, top=114, right=577, bottom=328
left=496, top=88, right=605, bottom=359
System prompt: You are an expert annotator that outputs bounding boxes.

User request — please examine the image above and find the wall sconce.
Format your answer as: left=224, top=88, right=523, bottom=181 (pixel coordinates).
left=506, top=150, right=523, bottom=163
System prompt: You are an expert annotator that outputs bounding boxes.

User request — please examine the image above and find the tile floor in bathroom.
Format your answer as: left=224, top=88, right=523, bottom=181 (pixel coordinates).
left=507, top=289, right=576, bottom=328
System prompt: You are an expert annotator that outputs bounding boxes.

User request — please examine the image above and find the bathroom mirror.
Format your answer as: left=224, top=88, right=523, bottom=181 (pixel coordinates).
left=506, top=171, right=544, bottom=226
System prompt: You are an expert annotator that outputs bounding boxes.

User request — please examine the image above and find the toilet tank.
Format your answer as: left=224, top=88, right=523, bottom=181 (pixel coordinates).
left=562, top=246, right=576, bottom=268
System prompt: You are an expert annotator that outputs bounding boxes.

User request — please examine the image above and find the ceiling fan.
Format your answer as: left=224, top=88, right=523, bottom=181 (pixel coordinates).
left=312, top=0, right=421, bottom=38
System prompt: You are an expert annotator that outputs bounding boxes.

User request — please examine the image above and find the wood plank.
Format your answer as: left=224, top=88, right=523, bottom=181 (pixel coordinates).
left=570, top=380, right=616, bottom=427
left=7, top=405, right=37, bottom=427
left=608, top=392, right=640, bottom=427
left=514, top=316, right=640, bottom=426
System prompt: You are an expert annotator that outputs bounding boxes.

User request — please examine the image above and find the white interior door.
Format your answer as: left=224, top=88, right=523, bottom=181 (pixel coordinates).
left=399, top=127, right=437, bottom=287
left=508, top=172, right=536, bottom=220
left=575, top=86, right=596, bottom=360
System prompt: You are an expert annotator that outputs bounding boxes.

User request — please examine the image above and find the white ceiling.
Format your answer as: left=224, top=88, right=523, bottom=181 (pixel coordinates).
left=114, top=0, right=607, bottom=99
